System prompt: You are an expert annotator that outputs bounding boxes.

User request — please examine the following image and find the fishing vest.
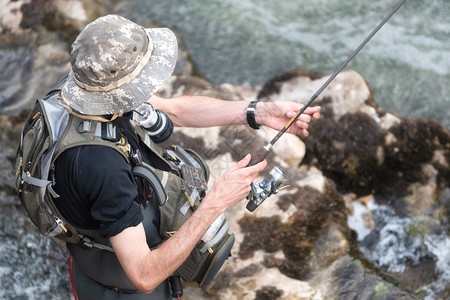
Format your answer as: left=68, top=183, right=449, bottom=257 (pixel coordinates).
left=16, top=91, right=235, bottom=298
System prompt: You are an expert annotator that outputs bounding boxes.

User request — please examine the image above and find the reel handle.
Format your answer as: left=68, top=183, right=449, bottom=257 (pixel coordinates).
left=247, top=146, right=270, bottom=166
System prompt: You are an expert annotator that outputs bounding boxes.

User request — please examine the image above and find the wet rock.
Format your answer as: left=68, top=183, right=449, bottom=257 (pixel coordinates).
left=0, top=47, right=32, bottom=107
left=0, top=0, right=82, bottom=115
left=255, top=286, right=284, bottom=300
left=259, top=70, right=375, bottom=122
left=403, top=164, right=438, bottom=217
left=3, top=62, right=448, bottom=299
left=260, top=69, right=450, bottom=201
left=0, top=110, right=29, bottom=149
left=1, top=1, right=449, bottom=298
left=255, top=69, right=449, bottom=298
left=442, top=188, right=450, bottom=225
left=313, top=255, right=414, bottom=300
left=237, top=179, right=348, bottom=280
left=0, top=126, right=72, bottom=299
left=309, top=226, right=350, bottom=273
left=355, top=194, right=374, bottom=206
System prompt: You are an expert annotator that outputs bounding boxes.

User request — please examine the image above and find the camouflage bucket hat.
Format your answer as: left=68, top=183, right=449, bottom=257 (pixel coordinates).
left=61, top=14, right=178, bottom=115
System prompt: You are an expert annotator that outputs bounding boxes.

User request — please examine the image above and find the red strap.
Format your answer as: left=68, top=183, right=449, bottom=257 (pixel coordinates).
left=68, top=255, right=79, bottom=300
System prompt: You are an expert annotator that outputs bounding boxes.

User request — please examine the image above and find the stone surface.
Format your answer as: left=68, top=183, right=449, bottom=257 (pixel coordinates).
left=1, top=2, right=449, bottom=299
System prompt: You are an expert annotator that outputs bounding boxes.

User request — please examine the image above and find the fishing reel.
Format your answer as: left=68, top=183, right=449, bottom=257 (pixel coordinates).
left=133, top=103, right=174, bottom=143
left=246, top=166, right=287, bottom=212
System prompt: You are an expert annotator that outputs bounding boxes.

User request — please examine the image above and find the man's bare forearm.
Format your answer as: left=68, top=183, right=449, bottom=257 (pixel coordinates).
left=110, top=193, right=224, bottom=293
left=149, top=95, right=248, bottom=127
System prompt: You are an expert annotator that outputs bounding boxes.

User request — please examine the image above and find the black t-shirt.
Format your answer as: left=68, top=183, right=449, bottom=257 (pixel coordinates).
left=53, top=145, right=143, bottom=238
left=53, top=114, right=168, bottom=238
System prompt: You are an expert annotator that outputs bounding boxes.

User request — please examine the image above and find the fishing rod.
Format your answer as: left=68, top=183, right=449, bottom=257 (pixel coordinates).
left=246, top=0, right=407, bottom=211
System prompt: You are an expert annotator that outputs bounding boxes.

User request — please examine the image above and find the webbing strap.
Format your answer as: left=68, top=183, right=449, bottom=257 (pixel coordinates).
left=79, top=235, right=114, bottom=252
left=22, top=172, right=50, bottom=187
left=76, top=120, right=92, bottom=133
left=76, top=120, right=120, bottom=143
left=47, top=183, right=60, bottom=198
left=22, top=171, right=60, bottom=198
left=200, top=221, right=230, bottom=253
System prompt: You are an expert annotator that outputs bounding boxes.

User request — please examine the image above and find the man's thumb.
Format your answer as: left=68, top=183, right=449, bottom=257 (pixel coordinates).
left=237, top=153, right=251, bottom=168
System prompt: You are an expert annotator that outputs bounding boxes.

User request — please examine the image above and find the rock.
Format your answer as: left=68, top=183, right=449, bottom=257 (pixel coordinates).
left=442, top=188, right=450, bottom=223
left=379, top=112, right=402, bottom=130
left=0, top=0, right=30, bottom=35
left=313, top=255, right=414, bottom=300
left=1, top=2, right=449, bottom=298
left=258, top=68, right=450, bottom=198
left=0, top=0, right=84, bottom=115
left=403, top=164, right=438, bottom=217
left=3, top=61, right=449, bottom=300
left=355, top=194, right=373, bottom=206
left=259, top=69, right=375, bottom=122
left=259, top=126, right=306, bottom=167
left=309, top=226, right=350, bottom=273
left=154, top=74, right=354, bottom=298
left=255, top=69, right=450, bottom=298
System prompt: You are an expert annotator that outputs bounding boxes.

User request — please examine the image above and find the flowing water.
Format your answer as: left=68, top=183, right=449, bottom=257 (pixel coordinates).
left=348, top=198, right=450, bottom=299
left=120, top=0, right=449, bottom=128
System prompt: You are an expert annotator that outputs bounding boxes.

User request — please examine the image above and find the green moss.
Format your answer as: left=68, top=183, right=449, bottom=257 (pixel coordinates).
left=414, top=284, right=431, bottom=294
left=407, top=220, right=432, bottom=238
left=374, top=281, right=390, bottom=297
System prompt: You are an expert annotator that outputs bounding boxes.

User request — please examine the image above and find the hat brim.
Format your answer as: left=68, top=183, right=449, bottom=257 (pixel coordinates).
left=61, top=27, right=178, bottom=115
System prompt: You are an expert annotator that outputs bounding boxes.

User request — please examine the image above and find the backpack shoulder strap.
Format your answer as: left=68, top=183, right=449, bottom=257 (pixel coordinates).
left=52, top=112, right=130, bottom=165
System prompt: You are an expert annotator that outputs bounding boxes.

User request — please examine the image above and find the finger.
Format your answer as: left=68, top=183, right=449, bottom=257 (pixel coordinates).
left=287, top=111, right=309, bottom=120
left=246, top=159, right=267, bottom=173
left=295, top=120, right=309, bottom=129
left=313, top=112, right=321, bottom=119
left=287, top=107, right=319, bottom=119
left=291, top=126, right=307, bottom=136
left=301, top=129, right=309, bottom=137
left=298, top=114, right=311, bottom=123
left=233, top=153, right=252, bottom=170
left=303, top=106, right=321, bottom=114
left=292, top=127, right=306, bottom=136
left=286, top=111, right=296, bottom=118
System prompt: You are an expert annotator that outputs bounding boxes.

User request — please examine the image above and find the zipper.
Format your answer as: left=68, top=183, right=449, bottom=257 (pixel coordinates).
left=181, top=185, right=195, bottom=211
left=25, top=112, right=42, bottom=171
left=54, top=216, right=68, bottom=233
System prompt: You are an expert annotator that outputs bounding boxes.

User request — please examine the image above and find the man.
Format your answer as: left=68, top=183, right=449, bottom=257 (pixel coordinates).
left=53, top=14, right=320, bottom=299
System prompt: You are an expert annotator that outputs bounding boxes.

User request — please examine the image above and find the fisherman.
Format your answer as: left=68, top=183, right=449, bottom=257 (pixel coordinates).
left=51, top=14, right=320, bottom=299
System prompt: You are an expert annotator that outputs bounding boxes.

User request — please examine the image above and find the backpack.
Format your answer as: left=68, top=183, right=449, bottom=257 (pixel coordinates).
left=14, top=88, right=142, bottom=250
left=14, top=89, right=81, bottom=245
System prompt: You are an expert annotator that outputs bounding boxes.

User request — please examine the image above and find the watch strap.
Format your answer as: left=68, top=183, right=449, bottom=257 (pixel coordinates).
left=246, top=100, right=261, bottom=130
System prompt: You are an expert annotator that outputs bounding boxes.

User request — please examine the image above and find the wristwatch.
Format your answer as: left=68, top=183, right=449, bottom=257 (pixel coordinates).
left=246, top=100, right=261, bottom=130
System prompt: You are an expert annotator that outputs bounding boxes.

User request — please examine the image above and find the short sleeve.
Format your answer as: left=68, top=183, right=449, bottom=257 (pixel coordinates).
left=76, top=146, right=143, bottom=237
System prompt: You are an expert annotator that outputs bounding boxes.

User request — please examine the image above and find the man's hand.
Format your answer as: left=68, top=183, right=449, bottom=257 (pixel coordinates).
left=110, top=154, right=266, bottom=293
left=255, top=101, right=321, bottom=138
left=200, top=154, right=267, bottom=215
